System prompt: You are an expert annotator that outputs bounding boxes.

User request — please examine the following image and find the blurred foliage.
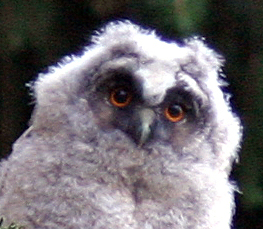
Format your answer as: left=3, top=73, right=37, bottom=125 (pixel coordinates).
left=0, top=217, right=24, bottom=229
left=1, top=0, right=263, bottom=228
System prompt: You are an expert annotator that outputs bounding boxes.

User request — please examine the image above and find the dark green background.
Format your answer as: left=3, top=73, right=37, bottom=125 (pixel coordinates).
left=1, top=1, right=263, bottom=228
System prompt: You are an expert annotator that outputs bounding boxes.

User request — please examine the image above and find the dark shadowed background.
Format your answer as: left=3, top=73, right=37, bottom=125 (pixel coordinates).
left=1, top=1, right=263, bottom=228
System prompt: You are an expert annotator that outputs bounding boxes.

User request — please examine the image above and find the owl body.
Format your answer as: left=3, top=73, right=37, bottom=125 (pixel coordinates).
left=0, top=21, right=241, bottom=228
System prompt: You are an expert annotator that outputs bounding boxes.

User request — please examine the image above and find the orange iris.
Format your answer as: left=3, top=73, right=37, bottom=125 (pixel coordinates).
left=165, top=104, right=185, bottom=122
left=110, top=88, right=132, bottom=107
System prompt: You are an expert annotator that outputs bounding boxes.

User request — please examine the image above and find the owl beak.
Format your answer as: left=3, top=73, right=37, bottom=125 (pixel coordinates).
left=137, top=108, right=155, bottom=147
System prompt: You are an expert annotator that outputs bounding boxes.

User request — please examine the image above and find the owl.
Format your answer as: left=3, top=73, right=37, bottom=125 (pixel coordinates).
left=0, top=21, right=241, bottom=229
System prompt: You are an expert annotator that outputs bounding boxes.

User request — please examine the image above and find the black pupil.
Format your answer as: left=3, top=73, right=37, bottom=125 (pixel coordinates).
left=114, top=89, right=129, bottom=103
left=168, top=104, right=182, bottom=117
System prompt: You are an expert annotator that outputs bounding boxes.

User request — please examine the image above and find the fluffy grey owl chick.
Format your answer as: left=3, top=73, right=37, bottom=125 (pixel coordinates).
left=0, top=21, right=242, bottom=229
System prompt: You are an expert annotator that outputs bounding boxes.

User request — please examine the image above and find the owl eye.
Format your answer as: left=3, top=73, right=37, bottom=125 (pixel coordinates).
left=110, top=87, right=132, bottom=107
left=165, top=104, right=185, bottom=122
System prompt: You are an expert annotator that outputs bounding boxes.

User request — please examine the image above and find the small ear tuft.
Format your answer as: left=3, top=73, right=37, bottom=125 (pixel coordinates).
left=91, top=20, right=156, bottom=47
left=184, top=37, right=225, bottom=77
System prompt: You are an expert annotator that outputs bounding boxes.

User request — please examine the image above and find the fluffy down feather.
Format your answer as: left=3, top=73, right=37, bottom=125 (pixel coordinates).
left=0, top=21, right=242, bottom=229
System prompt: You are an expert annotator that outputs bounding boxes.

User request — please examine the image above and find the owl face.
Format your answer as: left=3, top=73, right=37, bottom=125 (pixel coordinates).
left=86, top=53, right=209, bottom=152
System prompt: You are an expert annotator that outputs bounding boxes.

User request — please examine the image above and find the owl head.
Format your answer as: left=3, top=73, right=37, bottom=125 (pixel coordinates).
left=31, top=20, right=241, bottom=173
